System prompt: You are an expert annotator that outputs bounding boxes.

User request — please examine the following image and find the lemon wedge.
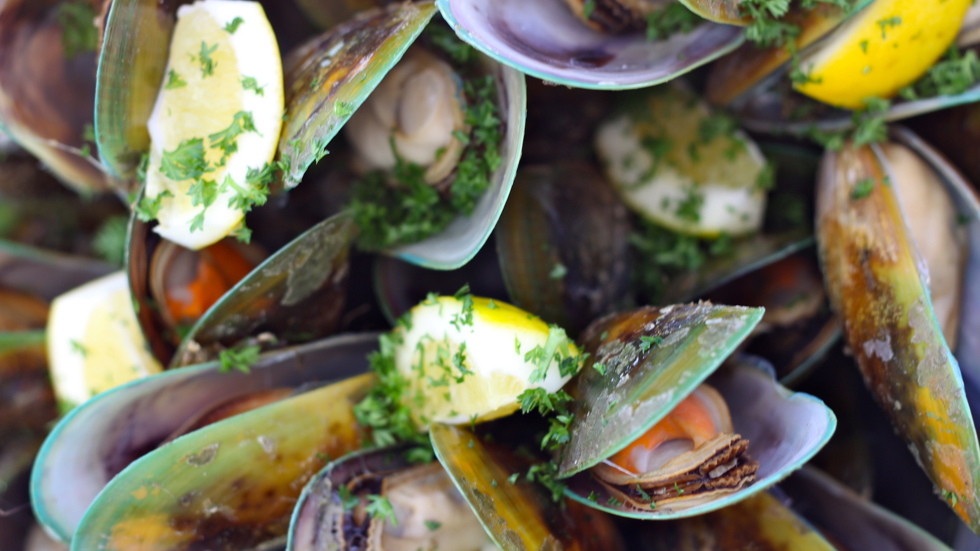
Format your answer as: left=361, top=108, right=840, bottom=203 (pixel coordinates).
left=47, top=272, right=163, bottom=411
left=392, top=296, right=581, bottom=428
left=144, top=0, right=284, bottom=250
left=595, top=85, right=768, bottom=238
left=794, top=0, right=971, bottom=109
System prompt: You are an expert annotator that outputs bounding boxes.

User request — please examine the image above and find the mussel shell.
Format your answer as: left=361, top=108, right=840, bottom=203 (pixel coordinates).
left=495, top=161, right=631, bottom=335
left=95, top=0, right=192, bottom=181
left=277, top=2, right=438, bottom=189
left=168, top=212, right=356, bottom=368
left=65, top=368, right=373, bottom=551
left=558, top=303, right=764, bottom=477
left=564, top=357, right=836, bottom=519
left=129, top=209, right=355, bottom=367
left=0, top=0, right=112, bottom=193
left=32, top=332, right=377, bottom=544
left=778, top=466, right=953, bottom=551
left=0, top=332, right=56, bottom=438
left=436, top=0, right=744, bottom=89
left=623, top=491, right=836, bottom=550
left=815, top=130, right=980, bottom=531
left=430, top=423, right=624, bottom=550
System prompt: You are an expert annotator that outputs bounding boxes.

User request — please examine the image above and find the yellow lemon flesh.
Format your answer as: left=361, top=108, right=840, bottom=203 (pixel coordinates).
left=393, top=296, right=581, bottom=428
left=795, top=0, right=972, bottom=109
left=47, top=272, right=163, bottom=411
left=595, top=84, right=768, bottom=238
left=144, top=0, right=284, bottom=250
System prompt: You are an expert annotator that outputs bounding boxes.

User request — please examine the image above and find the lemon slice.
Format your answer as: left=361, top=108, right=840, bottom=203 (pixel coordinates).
left=47, top=272, right=163, bottom=411
left=794, top=0, right=971, bottom=109
left=144, top=0, right=284, bottom=250
left=596, top=85, right=768, bottom=238
left=393, top=296, right=581, bottom=428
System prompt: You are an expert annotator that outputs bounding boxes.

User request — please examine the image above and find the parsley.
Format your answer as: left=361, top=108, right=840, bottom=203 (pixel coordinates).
left=900, top=46, right=980, bottom=100
left=583, top=0, right=596, bottom=19
left=593, top=362, right=607, bottom=376
left=876, top=16, right=901, bottom=40
left=353, top=332, right=433, bottom=459
left=208, top=111, right=258, bottom=163
left=629, top=218, right=735, bottom=303
left=425, top=24, right=475, bottom=64
left=334, top=101, right=356, bottom=117
left=638, top=335, right=664, bottom=352
left=70, top=339, right=88, bottom=357
left=56, top=1, right=99, bottom=59
left=160, top=138, right=211, bottom=182
left=674, top=482, right=685, bottom=495
left=164, top=70, right=187, bottom=90
left=232, top=224, right=253, bottom=244
left=350, top=72, right=500, bottom=251
left=196, top=41, right=219, bottom=77
left=675, top=187, right=704, bottom=223
left=635, top=484, right=654, bottom=504
left=850, top=177, right=875, bottom=200
left=224, top=17, right=244, bottom=34
left=92, top=215, right=129, bottom=267
left=607, top=496, right=623, bottom=506
left=424, top=520, right=442, bottom=531
left=365, top=495, right=398, bottom=525
left=645, top=3, right=700, bottom=41
left=241, top=76, right=265, bottom=96
left=218, top=344, right=261, bottom=373
left=134, top=191, right=174, bottom=222
left=337, top=485, right=360, bottom=510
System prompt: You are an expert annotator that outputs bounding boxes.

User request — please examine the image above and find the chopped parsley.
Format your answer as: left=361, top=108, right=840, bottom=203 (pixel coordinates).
left=218, top=344, right=261, bottom=373
left=196, top=41, right=219, bottom=77
left=164, top=70, right=187, bottom=90
left=583, top=0, right=596, bottom=19
left=365, top=495, right=398, bottom=525
left=241, top=76, right=265, bottom=96
left=638, top=335, right=664, bottom=352
left=224, top=16, right=244, bottom=34
left=352, top=331, right=433, bottom=460
left=629, top=218, right=735, bottom=303
left=56, top=1, right=99, bottom=59
left=349, top=39, right=501, bottom=251
left=900, top=46, right=980, bottom=100
left=644, top=3, right=700, bottom=41
left=134, top=190, right=174, bottom=222
left=876, top=16, right=901, bottom=40
left=424, top=520, right=442, bottom=531
left=92, top=215, right=129, bottom=267
left=208, top=111, right=258, bottom=164
left=850, top=177, right=875, bottom=200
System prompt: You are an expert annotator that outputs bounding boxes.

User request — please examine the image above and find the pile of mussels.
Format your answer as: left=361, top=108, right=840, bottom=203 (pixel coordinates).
left=5, top=0, right=980, bottom=549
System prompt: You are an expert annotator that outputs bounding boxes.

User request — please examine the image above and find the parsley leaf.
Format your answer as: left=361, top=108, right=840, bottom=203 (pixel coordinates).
left=160, top=138, right=211, bottom=181
left=365, top=495, right=398, bottom=525
left=56, top=1, right=99, bottom=59
left=224, top=16, right=244, bottom=34
left=208, top=111, right=258, bottom=163
left=218, top=344, right=261, bottom=373
left=164, top=69, right=187, bottom=90
left=196, top=41, right=219, bottom=77
left=241, top=76, right=265, bottom=96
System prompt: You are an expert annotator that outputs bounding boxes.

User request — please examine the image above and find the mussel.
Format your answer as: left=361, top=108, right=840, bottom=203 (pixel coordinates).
left=816, top=126, right=980, bottom=531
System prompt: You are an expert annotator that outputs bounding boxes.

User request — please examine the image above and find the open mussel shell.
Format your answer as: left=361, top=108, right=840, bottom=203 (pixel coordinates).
left=816, top=128, right=980, bottom=531
left=281, top=2, right=526, bottom=269
left=435, top=0, right=744, bottom=89
left=63, top=346, right=376, bottom=551
left=32, top=332, right=377, bottom=544
left=0, top=0, right=113, bottom=193
left=168, top=212, right=356, bottom=368
left=289, top=447, right=506, bottom=551
left=558, top=303, right=764, bottom=477
left=626, top=491, right=836, bottom=550
left=495, top=161, right=631, bottom=335
left=430, top=423, right=624, bottom=550
left=129, top=211, right=355, bottom=367
left=777, top=466, right=953, bottom=551
left=563, top=355, right=836, bottom=519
